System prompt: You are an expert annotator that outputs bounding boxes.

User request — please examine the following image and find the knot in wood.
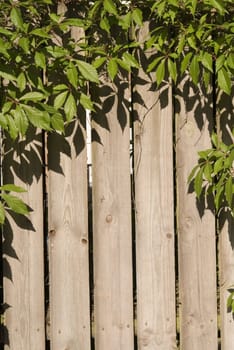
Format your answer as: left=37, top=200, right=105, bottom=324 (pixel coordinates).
left=106, top=214, right=113, bottom=223
left=81, top=237, right=88, bottom=245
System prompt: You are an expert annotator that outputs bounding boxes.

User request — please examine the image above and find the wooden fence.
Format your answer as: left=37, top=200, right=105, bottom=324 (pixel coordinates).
left=0, top=26, right=234, bottom=350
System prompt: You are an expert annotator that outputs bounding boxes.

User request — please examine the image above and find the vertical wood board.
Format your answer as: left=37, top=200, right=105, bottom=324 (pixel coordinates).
left=217, top=91, right=234, bottom=350
left=133, top=23, right=176, bottom=349
left=91, top=77, right=134, bottom=350
left=48, top=3, right=90, bottom=348
left=2, top=133, right=45, bottom=350
left=48, top=123, right=90, bottom=350
left=176, top=78, right=217, bottom=350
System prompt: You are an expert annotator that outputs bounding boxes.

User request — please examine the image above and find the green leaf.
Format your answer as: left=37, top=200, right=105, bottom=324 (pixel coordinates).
left=204, top=163, right=213, bottom=183
left=10, top=7, right=24, bottom=31
left=214, top=158, right=224, bottom=175
left=191, top=0, right=198, bottom=15
left=63, top=18, right=85, bottom=27
left=215, top=185, right=224, bottom=210
left=0, top=71, right=16, bottom=82
left=208, top=0, right=226, bottom=14
left=227, top=53, right=234, bottom=69
left=232, top=300, right=234, bottom=313
left=1, top=184, right=27, bottom=193
left=0, top=27, right=13, bottom=36
left=93, top=57, right=107, bottom=69
left=23, top=105, right=51, bottom=130
left=0, top=113, right=8, bottom=129
left=49, top=13, right=61, bottom=23
left=100, top=17, right=110, bottom=33
left=108, top=58, right=118, bottom=80
left=181, top=52, right=193, bottom=73
left=188, top=164, right=200, bottom=183
left=217, top=68, right=231, bottom=95
left=51, top=113, right=64, bottom=132
left=103, top=0, right=118, bottom=15
left=147, top=56, right=163, bottom=73
left=190, top=55, right=200, bottom=84
left=30, top=28, right=51, bottom=38
left=17, top=72, right=26, bottom=92
left=80, top=93, right=94, bottom=111
left=0, top=202, right=5, bottom=224
left=77, top=60, right=99, bottom=83
left=132, top=8, right=143, bottom=26
left=203, top=70, right=211, bottom=89
left=18, top=37, right=30, bottom=53
left=212, top=133, right=219, bottom=147
left=19, top=92, right=45, bottom=101
left=66, top=63, right=78, bottom=88
left=0, top=38, right=10, bottom=58
left=12, top=107, right=29, bottom=136
left=35, top=51, right=46, bottom=69
left=194, top=168, right=203, bottom=198
left=225, top=176, right=233, bottom=207
left=119, top=12, right=132, bottom=30
left=227, top=292, right=233, bottom=308
left=216, top=55, right=225, bottom=72
left=187, top=35, right=197, bottom=50
left=201, top=52, right=213, bottom=73
left=64, top=93, right=77, bottom=122
left=2, top=193, right=28, bottom=215
left=116, top=58, right=131, bottom=72
left=53, top=84, right=68, bottom=92
left=156, top=60, right=165, bottom=86
left=198, top=150, right=211, bottom=159
left=2, top=102, right=13, bottom=114
left=54, top=91, right=68, bottom=110
left=5, top=115, right=18, bottom=140
left=168, top=58, right=177, bottom=82
left=122, top=52, right=140, bottom=68
left=177, top=35, right=185, bottom=54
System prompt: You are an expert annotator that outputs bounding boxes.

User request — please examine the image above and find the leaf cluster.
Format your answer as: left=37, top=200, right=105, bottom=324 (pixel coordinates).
left=0, top=184, right=29, bottom=224
left=188, top=132, right=234, bottom=216
left=227, top=288, right=234, bottom=315
left=0, top=0, right=233, bottom=140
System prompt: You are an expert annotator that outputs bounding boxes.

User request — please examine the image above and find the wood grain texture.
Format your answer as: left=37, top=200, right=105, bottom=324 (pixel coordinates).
left=2, top=133, right=45, bottom=350
left=48, top=122, right=90, bottom=350
left=48, top=3, right=91, bottom=348
left=218, top=91, right=234, bottom=350
left=219, top=217, right=234, bottom=350
left=133, top=23, right=176, bottom=350
left=91, top=77, right=134, bottom=350
left=176, top=78, right=217, bottom=350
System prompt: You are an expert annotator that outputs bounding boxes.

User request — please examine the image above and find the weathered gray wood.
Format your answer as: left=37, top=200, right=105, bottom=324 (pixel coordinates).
left=48, top=122, right=91, bottom=350
left=217, top=91, right=234, bottom=350
left=2, top=132, right=45, bottom=350
left=219, top=217, right=234, bottom=350
left=91, top=77, right=134, bottom=350
left=133, top=23, right=176, bottom=350
left=176, top=78, right=217, bottom=349
left=48, top=3, right=90, bottom=348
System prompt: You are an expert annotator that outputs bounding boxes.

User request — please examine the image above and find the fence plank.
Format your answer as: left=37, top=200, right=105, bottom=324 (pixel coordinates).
left=91, top=77, right=134, bottom=350
left=2, top=131, right=45, bottom=350
left=48, top=121, right=90, bottom=350
left=176, top=78, right=217, bottom=349
left=217, top=91, right=234, bottom=350
left=133, top=24, right=176, bottom=349
left=47, top=3, right=91, bottom=348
